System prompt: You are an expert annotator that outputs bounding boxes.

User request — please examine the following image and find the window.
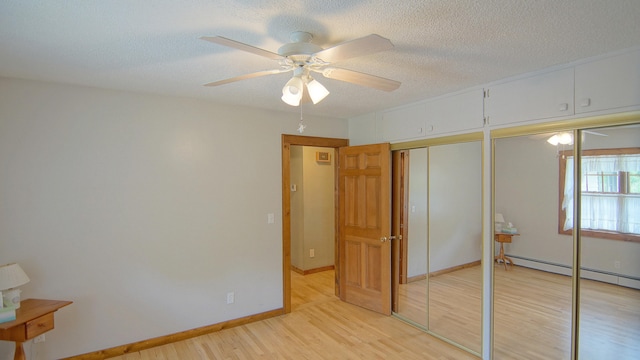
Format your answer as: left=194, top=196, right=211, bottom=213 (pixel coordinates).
left=559, top=148, right=640, bottom=242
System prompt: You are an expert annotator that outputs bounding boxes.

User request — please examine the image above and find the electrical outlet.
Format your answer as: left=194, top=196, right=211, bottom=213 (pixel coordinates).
left=310, top=249, right=315, bottom=258
left=614, top=260, right=621, bottom=269
left=34, top=334, right=45, bottom=343
left=226, top=292, right=235, bottom=304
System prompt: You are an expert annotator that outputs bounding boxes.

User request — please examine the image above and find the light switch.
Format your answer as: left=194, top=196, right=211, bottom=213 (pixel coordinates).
left=267, top=213, right=275, bottom=224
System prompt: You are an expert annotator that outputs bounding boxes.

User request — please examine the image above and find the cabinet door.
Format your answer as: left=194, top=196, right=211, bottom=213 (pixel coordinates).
left=424, top=89, right=484, bottom=134
left=381, top=103, right=427, bottom=142
left=575, top=50, right=640, bottom=114
left=485, top=68, right=574, bottom=126
left=380, top=89, right=484, bottom=142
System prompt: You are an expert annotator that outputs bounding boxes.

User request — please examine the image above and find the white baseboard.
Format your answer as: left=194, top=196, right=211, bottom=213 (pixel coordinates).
left=507, top=255, right=640, bottom=290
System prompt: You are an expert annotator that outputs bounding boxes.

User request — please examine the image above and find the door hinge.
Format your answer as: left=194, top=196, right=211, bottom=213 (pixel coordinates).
left=483, top=89, right=490, bottom=98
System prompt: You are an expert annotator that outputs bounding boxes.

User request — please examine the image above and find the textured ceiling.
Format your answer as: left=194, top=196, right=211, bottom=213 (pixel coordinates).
left=1, top=0, right=640, bottom=119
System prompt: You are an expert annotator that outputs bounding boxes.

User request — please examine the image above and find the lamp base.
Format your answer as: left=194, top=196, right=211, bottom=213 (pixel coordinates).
left=2, top=288, right=22, bottom=309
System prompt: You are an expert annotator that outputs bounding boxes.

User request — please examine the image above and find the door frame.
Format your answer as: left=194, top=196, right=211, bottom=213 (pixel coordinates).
left=281, top=134, right=349, bottom=313
left=391, top=150, right=410, bottom=312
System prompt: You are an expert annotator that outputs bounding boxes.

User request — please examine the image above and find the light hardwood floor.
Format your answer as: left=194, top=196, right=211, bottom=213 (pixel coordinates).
left=397, top=264, right=640, bottom=359
left=112, top=270, right=476, bottom=360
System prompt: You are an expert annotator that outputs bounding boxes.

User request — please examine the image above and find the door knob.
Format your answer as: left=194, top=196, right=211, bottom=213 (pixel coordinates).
left=380, top=237, right=387, bottom=242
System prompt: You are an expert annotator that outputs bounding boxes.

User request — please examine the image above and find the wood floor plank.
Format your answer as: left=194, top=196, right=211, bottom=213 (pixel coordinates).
left=111, top=270, right=474, bottom=359
left=109, top=266, right=639, bottom=359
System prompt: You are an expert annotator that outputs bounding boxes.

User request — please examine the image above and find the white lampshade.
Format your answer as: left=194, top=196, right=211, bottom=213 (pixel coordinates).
left=281, top=76, right=304, bottom=106
left=0, top=263, right=30, bottom=291
left=305, top=78, right=330, bottom=104
left=0, top=263, right=30, bottom=309
left=495, top=213, right=505, bottom=223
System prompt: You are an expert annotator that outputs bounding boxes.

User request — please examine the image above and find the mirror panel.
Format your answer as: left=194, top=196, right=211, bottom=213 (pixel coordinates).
left=494, top=134, right=574, bottom=359
left=396, top=147, right=428, bottom=326
left=428, top=141, right=482, bottom=352
left=394, top=140, right=482, bottom=354
left=577, top=125, right=640, bottom=358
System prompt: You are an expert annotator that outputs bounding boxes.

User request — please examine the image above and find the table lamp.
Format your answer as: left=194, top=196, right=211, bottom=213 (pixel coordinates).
left=0, top=263, right=30, bottom=309
left=495, top=213, right=505, bottom=233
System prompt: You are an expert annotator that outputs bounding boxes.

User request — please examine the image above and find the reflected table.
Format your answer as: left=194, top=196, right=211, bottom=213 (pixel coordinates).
left=494, top=233, right=519, bottom=270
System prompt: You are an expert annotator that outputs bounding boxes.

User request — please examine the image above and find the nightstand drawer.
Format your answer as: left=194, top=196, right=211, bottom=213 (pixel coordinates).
left=26, top=313, right=54, bottom=339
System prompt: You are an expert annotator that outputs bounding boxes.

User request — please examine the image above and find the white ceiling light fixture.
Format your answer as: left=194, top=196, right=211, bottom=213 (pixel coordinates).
left=202, top=31, right=400, bottom=106
left=304, top=76, right=330, bottom=104
left=281, top=68, right=305, bottom=106
left=280, top=68, right=329, bottom=106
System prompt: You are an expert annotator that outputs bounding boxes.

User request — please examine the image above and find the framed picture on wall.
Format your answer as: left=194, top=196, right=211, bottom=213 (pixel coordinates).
left=316, top=151, right=331, bottom=163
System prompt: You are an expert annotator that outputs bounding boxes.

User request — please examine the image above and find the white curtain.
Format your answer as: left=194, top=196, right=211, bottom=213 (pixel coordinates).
left=563, top=154, right=640, bottom=234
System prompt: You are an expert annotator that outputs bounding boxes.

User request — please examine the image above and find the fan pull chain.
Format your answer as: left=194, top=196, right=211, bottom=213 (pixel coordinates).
left=297, top=104, right=306, bottom=134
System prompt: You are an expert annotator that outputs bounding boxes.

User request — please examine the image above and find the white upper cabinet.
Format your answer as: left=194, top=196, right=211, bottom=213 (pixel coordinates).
left=381, top=103, right=427, bottom=142
left=575, top=50, right=640, bottom=114
left=381, top=89, right=484, bottom=142
left=424, top=88, right=484, bottom=134
left=484, top=68, right=574, bottom=126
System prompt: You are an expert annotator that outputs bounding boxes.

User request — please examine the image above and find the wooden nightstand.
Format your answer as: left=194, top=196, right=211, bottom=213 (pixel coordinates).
left=494, top=233, right=519, bottom=270
left=0, top=299, right=72, bottom=360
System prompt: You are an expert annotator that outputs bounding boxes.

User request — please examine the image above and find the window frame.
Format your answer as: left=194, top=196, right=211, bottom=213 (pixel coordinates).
left=558, top=147, right=640, bottom=243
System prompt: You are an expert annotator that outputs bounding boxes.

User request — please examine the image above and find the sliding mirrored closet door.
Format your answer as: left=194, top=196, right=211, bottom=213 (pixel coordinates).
left=577, top=125, right=640, bottom=359
left=394, top=139, right=482, bottom=355
left=494, top=134, right=574, bottom=359
left=428, top=141, right=482, bottom=353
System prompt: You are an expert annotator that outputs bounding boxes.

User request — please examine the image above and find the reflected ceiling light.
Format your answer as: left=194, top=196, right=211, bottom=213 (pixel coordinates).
left=547, top=132, right=573, bottom=146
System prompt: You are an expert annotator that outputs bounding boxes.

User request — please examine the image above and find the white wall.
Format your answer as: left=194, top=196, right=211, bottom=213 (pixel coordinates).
left=406, top=142, right=483, bottom=276
left=407, top=148, right=428, bottom=278
left=302, top=147, right=335, bottom=270
left=428, top=142, right=483, bottom=272
left=495, top=127, right=640, bottom=279
left=0, top=77, right=347, bottom=359
left=290, top=146, right=335, bottom=271
left=290, top=146, right=304, bottom=269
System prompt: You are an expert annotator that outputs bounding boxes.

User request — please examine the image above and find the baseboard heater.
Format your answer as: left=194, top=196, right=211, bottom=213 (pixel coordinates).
left=507, top=254, right=640, bottom=290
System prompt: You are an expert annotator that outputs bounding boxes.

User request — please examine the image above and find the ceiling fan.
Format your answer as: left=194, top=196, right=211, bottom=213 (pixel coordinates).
left=531, top=130, right=608, bottom=146
left=201, top=31, right=401, bottom=106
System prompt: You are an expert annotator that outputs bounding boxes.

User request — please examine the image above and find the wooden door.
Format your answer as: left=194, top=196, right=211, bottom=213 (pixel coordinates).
left=338, top=143, right=391, bottom=315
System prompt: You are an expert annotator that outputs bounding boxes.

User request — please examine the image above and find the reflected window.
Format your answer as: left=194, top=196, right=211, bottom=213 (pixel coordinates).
left=559, top=148, right=640, bottom=242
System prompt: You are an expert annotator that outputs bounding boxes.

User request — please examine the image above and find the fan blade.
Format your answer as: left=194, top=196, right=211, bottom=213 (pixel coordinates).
left=204, top=69, right=289, bottom=87
left=313, top=34, right=394, bottom=63
left=583, top=130, right=608, bottom=136
left=201, top=36, right=283, bottom=60
left=320, top=67, right=400, bottom=92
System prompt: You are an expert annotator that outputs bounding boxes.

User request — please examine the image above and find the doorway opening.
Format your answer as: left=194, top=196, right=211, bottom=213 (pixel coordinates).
left=281, top=135, right=349, bottom=313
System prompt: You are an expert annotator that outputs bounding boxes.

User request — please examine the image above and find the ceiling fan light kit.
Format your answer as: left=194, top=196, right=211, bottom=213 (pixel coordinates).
left=547, top=132, right=574, bottom=146
left=202, top=31, right=400, bottom=107
left=305, top=77, right=330, bottom=104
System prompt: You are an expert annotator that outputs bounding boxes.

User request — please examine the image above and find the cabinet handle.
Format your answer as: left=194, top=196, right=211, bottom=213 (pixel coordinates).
left=559, top=103, right=569, bottom=111
left=580, top=98, right=591, bottom=107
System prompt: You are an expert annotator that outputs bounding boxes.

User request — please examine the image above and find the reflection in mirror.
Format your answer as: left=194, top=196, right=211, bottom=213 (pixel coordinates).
left=428, top=141, right=482, bottom=353
left=396, top=147, right=428, bottom=327
left=394, top=140, right=482, bottom=354
left=576, top=125, right=640, bottom=358
left=494, top=133, right=574, bottom=359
